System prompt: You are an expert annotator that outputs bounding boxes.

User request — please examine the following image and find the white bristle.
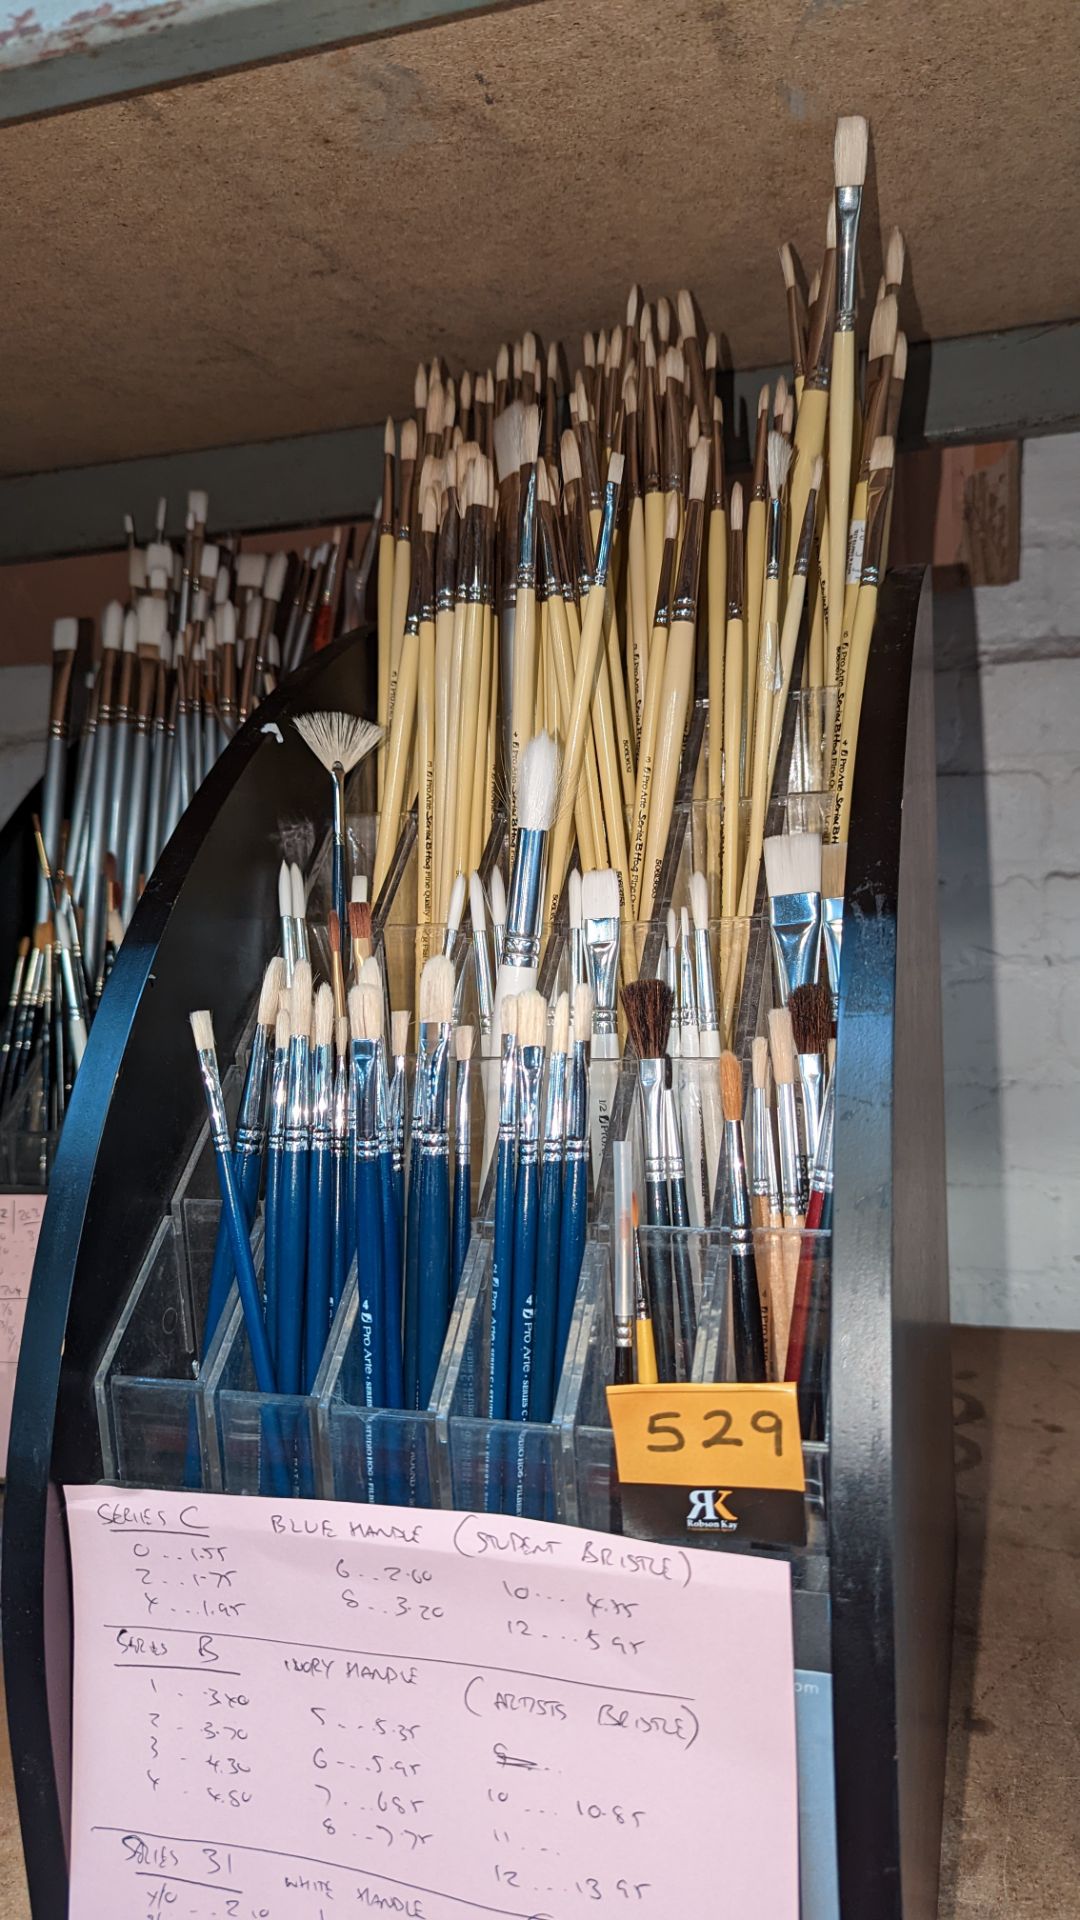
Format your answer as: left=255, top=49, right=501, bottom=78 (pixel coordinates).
left=189, top=1009, right=215, bottom=1053
left=359, top=955, right=382, bottom=990
left=501, top=994, right=518, bottom=1042
left=278, top=861, right=292, bottom=919
left=551, top=990, right=570, bottom=1055
left=101, top=601, right=124, bottom=651
left=265, top=551, right=289, bottom=600
left=52, top=617, right=78, bottom=653
left=516, top=989, right=547, bottom=1050
left=187, top=490, right=208, bottom=524
left=763, top=831, right=822, bottom=899
left=214, top=566, right=230, bottom=606
left=516, top=732, right=559, bottom=833
left=391, top=1010, right=410, bottom=1056
left=257, top=956, right=285, bottom=1026
left=689, top=870, right=710, bottom=932
left=869, top=292, right=898, bottom=364
left=752, top=1034, right=771, bottom=1093
left=351, top=875, right=369, bottom=904
left=122, top=610, right=138, bottom=654
left=289, top=959, right=312, bottom=1036
left=336, top=1015, right=349, bottom=1058
left=419, top=954, right=455, bottom=1025
left=688, top=439, right=709, bottom=501
left=294, top=710, right=383, bottom=776
left=236, top=552, right=267, bottom=590
left=666, top=908, right=678, bottom=949
left=446, top=871, right=466, bottom=937
left=361, top=982, right=383, bottom=1042
left=275, top=1007, right=292, bottom=1052
left=489, top=866, right=506, bottom=929
left=146, top=541, right=172, bottom=577
left=290, top=863, right=306, bottom=921
left=581, top=867, right=620, bottom=922
left=314, top=982, right=335, bottom=1049
left=606, top=450, right=625, bottom=488
left=469, top=870, right=488, bottom=934
left=136, top=597, right=167, bottom=651
left=885, top=226, right=906, bottom=288
left=568, top=868, right=582, bottom=931
left=834, top=114, right=869, bottom=189
left=492, top=399, right=527, bottom=485
left=455, top=1024, right=475, bottom=1063
left=573, top=983, right=594, bottom=1045
left=767, top=431, right=793, bottom=501
left=217, top=601, right=237, bottom=649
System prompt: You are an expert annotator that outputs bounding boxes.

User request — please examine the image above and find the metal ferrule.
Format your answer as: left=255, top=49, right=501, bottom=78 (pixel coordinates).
left=375, top=1045, right=392, bottom=1157
left=663, top=1086, right=685, bottom=1181
left=516, top=1044, right=545, bottom=1165
left=679, top=944, right=698, bottom=1059
left=659, top=935, right=677, bottom=1005
left=766, top=496, right=783, bottom=579
left=751, top=415, right=768, bottom=502
left=670, top=498, right=704, bottom=622
left=613, top=1140, right=635, bottom=1339
left=835, top=185, right=863, bottom=326
left=775, top=1082, right=803, bottom=1218
left=594, top=474, right=621, bottom=588
left=723, top=1116, right=752, bottom=1235
left=57, top=949, right=87, bottom=1067
left=505, top=827, right=547, bottom=966
left=281, top=914, right=297, bottom=983
left=351, top=1040, right=381, bottom=1155
left=285, top=1034, right=311, bottom=1151
left=652, top=538, right=675, bottom=630
left=454, top=1055, right=472, bottom=1168
left=797, top=1052, right=825, bottom=1165
left=418, top=1025, right=451, bottom=1151
left=267, top=1038, right=290, bottom=1154
left=694, top=928, right=719, bottom=1038
left=806, top=250, right=837, bottom=385
left=750, top=1085, right=781, bottom=1210
left=310, top=1039, right=334, bottom=1153
left=332, top=1049, right=349, bottom=1155
left=296, top=916, right=310, bottom=966
left=822, top=898, right=844, bottom=1015
left=195, top=1048, right=231, bottom=1155
left=388, top=1049, right=407, bottom=1170
left=769, top=891, right=822, bottom=1003
left=498, top=1031, right=518, bottom=1138
left=727, top=525, right=745, bottom=620
left=637, top=1056, right=668, bottom=1183
left=811, top=1077, right=835, bottom=1196
left=565, top=1041, right=589, bottom=1147
left=585, top=917, right=620, bottom=1037
left=235, top=1024, right=270, bottom=1158
left=515, top=466, right=537, bottom=592
left=472, top=926, right=494, bottom=1035
left=541, top=1050, right=567, bottom=1162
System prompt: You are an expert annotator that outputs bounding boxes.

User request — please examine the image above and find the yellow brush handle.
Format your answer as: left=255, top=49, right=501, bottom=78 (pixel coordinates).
left=545, top=578, right=609, bottom=920
left=628, top=619, right=669, bottom=915
left=628, top=495, right=649, bottom=736
left=590, top=643, right=635, bottom=919
left=372, top=625, right=419, bottom=898
left=767, top=570, right=809, bottom=797
left=563, top=588, right=608, bottom=869
left=437, top=597, right=468, bottom=920
left=510, top=585, right=537, bottom=843
left=635, top=1313, right=659, bottom=1386
left=738, top=587, right=779, bottom=918
left=604, top=592, right=637, bottom=810
left=416, top=618, right=436, bottom=931
left=835, top=475, right=868, bottom=683
left=431, top=603, right=454, bottom=918
left=808, top=566, right=826, bottom=691
left=706, top=510, right=727, bottom=805
left=470, top=604, right=493, bottom=875
left=721, top=612, right=744, bottom=920
left=744, top=498, right=767, bottom=763
left=376, top=530, right=394, bottom=805
left=828, top=329, right=856, bottom=674
left=639, top=617, right=694, bottom=921
left=481, top=608, right=499, bottom=864
left=387, top=537, right=412, bottom=728
left=830, top=580, right=879, bottom=844
left=545, top=589, right=600, bottom=872
left=453, top=600, right=485, bottom=880
left=786, top=389, right=829, bottom=588
left=643, top=489, right=665, bottom=643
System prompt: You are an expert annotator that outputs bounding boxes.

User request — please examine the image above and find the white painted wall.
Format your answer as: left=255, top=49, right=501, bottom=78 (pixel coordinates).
left=935, top=432, right=1080, bottom=1327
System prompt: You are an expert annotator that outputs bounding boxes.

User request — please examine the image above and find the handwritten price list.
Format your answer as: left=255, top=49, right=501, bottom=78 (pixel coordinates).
left=66, top=1486, right=797, bottom=1919
left=0, top=1193, right=45, bottom=1475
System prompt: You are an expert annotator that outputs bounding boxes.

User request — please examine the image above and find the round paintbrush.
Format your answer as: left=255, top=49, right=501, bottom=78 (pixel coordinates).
left=827, top=116, right=870, bottom=682
left=621, top=976, right=677, bottom=1382
left=719, top=1050, right=767, bottom=1383
left=639, top=439, right=708, bottom=920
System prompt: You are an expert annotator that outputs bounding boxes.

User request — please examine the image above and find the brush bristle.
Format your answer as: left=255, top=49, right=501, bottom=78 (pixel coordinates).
left=606, top=449, right=626, bottom=489
left=582, top=867, right=620, bottom=922
left=413, top=363, right=427, bottom=410
left=719, top=1049, right=743, bottom=1123
left=290, top=862, right=306, bottom=921
left=189, top=1008, right=215, bottom=1053
left=689, top=870, right=709, bottom=932
left=821, top=840, right=848, bottom=898
left=52, top=617, right=78, bottom=653
left=257, top=955, right=285, bottom=1026
left=278, top=861, right=292, bottom=919
left=274, top=1006, right=292, bottom=1052
left=573, top=982, right=594, bottom=1045
left=789, top=982, right=832, bottom=1057
left=751, top=1033, right=770, bottom=1092
left=446, top=871, right=466, bottom=936
left=289, top=959, right=312, bottom=1036
left=869, top=435, right=895, bottom=472
left=767, top=432, right=792, bottom=500
left=419, top=953, right=455, bottom=1025
left=391, top=1009, right=410, bottom=1055
left=400, top=419, right=418, bottom=462
left=885, top=225, right=906, bottom=287
left=767, top=1007, right=796, bottom=1086
left=729, top=481, right=744, bottom=532
left=501, top=993, right=519, bottom=1042
left=893, top=333, right=908, bottom=381
left=493, top=399, right=527, bottom=483
left=764, top=831, right=822, bottom=899
left=455, top=1023, right=474, bottom=1064
left=294, top=710, right=383, bottom=776
left=350, top=898, right=373, bottom=946
left=834, top=114, right=868, bottom=188
left=567, top=867, right=582, bottom=929
left=869, top=292, right=898, bottom=364
left=517, top=731, right=559, bottom=833
left=810, top=454, right=824, bottom=493
left=622, top=977, right=673, bottom=1060
left=779, top=242, right=796, bottom=290
left=101, top=601, right=124, bottom=651
left=664, top=492, right=680, bottom=541
left=489, top=866, right=506, bottom=926
left=384, top=416, right=396, bottom=456
left=560, top=429, right=582, bottom=485
left=551, top=990, right=570, bottom=1055
left=359, top=955, right=381, bottom=990
left=421, top=489, right=439, bottom=536
left=688, top=438, right=709, bottom=502
left=522, top=404, right=541, bottom=468
left=676, top=288, right=697, bottom=342
left=314, top=981, right=335, bottom=1049
left=468, top=870, right=488, bottom=935
left=516, top=989, right=547, bottom=1050
left=264, top=551, right=289, bottom=600
left=335, top=1014, right=348, bottom=1057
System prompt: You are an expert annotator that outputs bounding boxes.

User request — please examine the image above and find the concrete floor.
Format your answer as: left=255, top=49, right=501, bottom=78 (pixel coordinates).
left=0, top=1326, right=1076, bottom=1917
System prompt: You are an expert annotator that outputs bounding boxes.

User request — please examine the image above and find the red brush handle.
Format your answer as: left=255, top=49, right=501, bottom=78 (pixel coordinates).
left=311, top=604, right=334, bottom=652
left=784, top=1188, right=825, bottom=1383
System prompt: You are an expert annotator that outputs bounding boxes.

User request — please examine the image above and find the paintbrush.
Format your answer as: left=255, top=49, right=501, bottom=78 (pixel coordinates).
left=764, top=831, right=822, bottom=1005
left=789, top=982, right=832, bottom=1166
left=304, top=982, right=336, bottom=1389
left=293, top=712, right=382, bottom=937
left=768, top=1004, right=804, bottom=1371
left=531, top=989, right=569, bottom=1421
left=719, top=1050, right=767, bottom=1383
left=582, top=866, right=621, bottom=1178
left=509, top=988, right=547, bottom=1425
left=640, top=439, right=708, bottom=919
left=189, top=1010, right=277, bottom=1394
left=556, top=982, right=593, bottom=1375
left=821, top=840, right=847, bottom=1016
left=622, top=977, right=677, bottom=1383
left=827, top=116, right=870, bottom=685
left=830, top=437, right=896, bottom=842
left=721, top=484, right=745, bottom=920
left=493, top=730, right=559, bottom=1042
left=740, top=432, right=793, bottom=917
left=489, top=991, right=519, bottom=1424
left=413, top=952, right=454, bottom=1407
left=750, top=1032, right=784, bottom=1376
left=349, top=979, right=387, bottom=1414
left=452, top=1024, right=475, bottom=1299
left=612, top=1139, right=636, bottom=1385
left=37, top=618, right=79, bottom=927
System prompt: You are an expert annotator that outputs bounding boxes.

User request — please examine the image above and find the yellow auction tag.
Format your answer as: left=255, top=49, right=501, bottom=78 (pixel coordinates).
left=606, top=1382, right=805, bottom=1493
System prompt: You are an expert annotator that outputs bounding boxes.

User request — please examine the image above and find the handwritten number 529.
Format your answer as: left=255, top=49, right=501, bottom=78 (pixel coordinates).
left=644, top=1408, right=784, bottom=1456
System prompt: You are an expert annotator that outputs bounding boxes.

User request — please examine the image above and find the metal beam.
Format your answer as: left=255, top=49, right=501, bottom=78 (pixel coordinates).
left=2, top=323, right=1079, bottom=565
left=0, top=0, right=535, bottom=127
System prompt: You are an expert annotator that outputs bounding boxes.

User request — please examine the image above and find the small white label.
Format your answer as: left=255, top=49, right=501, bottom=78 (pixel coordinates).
left=846, top=519, right=866, bottom=584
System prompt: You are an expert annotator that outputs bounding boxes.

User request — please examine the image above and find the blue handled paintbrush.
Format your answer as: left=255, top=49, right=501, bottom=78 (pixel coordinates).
left=415, top=954, right=455, bottom=1407
left=509, top=989, right=547, bottom=1425
left=556, top=983, right=593, bottom=1375
left=264, top=1004, right=291, bottom=1374
left=305, top=982, right=336, bottom=1390
left=202, top=956, right=283, bottom=1359
left=189, top=1011, right=277, bottom=1395
left=451, top=1024, right=475, bottom=1300
left=278, top=960, right=312, bottom=1396
left=530, top=990, right=568, bottom=1424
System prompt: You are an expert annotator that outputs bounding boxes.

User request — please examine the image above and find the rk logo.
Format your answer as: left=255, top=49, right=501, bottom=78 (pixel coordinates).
left=686, top=1487, right=738, bottom=1529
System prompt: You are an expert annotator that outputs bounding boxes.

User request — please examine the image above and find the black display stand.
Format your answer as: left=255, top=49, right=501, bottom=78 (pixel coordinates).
left=2, top=575, right=954, bottom=1920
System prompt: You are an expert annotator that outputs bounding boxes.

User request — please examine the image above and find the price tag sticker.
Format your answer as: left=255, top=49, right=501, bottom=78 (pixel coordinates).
left=606, top=1383, right=807, bottom=1548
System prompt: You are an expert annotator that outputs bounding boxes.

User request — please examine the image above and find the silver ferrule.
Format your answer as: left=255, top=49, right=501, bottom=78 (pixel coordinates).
left=766, top=496, right=783, bottom=578
left=570, top=922, right=587, bottom=997
left=332, top=764, right=347, bottom=849
left=296, top=915, right=310, bottom=965
left=694, top=927, right=719, bottom=1036
left=454, top=1055, right=473, bottom=1166
left=418, top=1024, right=451, bottom=1150
left=266, top=1036, right=290, bottom=1151
left=775, top=1082, right=803, bottom=1218
left=835, top=185, right=862, bottom=326
left=565, top=1041, right=589, bottom=1146
left=516, top=1044, right=545, bottom=1162
left=723, top=1116, right=752, bottom=1235
left=351, top=1039, right=381, bottom=1152
left=796, top=1052, right=825, bottom=1165
left=660, top=939, right=677, bottom=1003
left=281, top=914, right=297, bottom=983
left=662, top=1086, right=685, bottom=1181
left=585, top=916, right=620, bottom=1036
left=516, top=467, right=537, bottom=590
left=750, top=1085, right=781, bottom=1211
left=472, top=926, right=494, bottom=1034
left=613, top=1138, right=635, bottom=1337
left=861, top=555, right=883, bottom=589
left=811, top=1077, right=836, bottom=1197
left=637, top=1057, right=667, bottom=1182
left=375, top=1045, right=392, bottom=1156
left=235, top=1024, right=271, bottom=1157
left=196, top=1048, right=231, bottom=1154
left=498, top=1031, right=518, bottom=1138
left=769, top=891, right=822, bottom=1004
left=285, top=1034, right=311, bottom=1150
left=388, top=1051, right=407, bottom=1169
left=678, top=935, right=697, bottom=1047
left=310, top=1039, right=334, bottom=1152
left=58, top=950, right=88, bottom=1067
left=594, top=477, right=620, bottom=587
left=332, top=1049, right=349, bottom=1151
left=541, top=1050, right=567, bottom=1161
left=505, top=827, right=547, bottom=967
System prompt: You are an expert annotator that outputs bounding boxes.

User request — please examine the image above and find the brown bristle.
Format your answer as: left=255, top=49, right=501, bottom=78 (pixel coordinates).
left=328, top=908, right=341, bottom=953
left=621, top=977, right=673, bottom=1060
left=789, top=982, right=832, bottom=1057
left=719, top=1050, right=744, bottom=1124
left=348, top=899, right=373, bottom=945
